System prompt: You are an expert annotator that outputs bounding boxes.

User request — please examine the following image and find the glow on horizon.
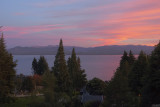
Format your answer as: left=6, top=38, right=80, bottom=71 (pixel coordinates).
left=0, top=0, right=160, bottom=48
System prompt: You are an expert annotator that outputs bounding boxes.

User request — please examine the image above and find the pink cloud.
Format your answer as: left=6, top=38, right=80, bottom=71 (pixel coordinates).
left=4, top=0, right=160, bottom=47
left=67, top=0, right=160, bottom=46
left=4, top=24, right=75, bottom=35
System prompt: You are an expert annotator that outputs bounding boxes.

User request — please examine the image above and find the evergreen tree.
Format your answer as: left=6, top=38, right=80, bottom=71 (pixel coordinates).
left=103, top=51, right=137, bottom=107
left=120, top=51, right=129, bottom=70
left=67, top=48, right=87, bottom=92
left=76, top=57, right=87, bottom=89
left=52, top=39, right=70, bottom=93
left=37, top=56, right=49, bottom=75
left=0, top=34, right=16, bottom=103
left=77, top=57, right=81, bottom=69
left=32, top=57, right=38, bottom=75
left=128, top=50, right=136, bottom=66
left=103, top=63, right=136, bottom=107
left=77, top=57, right=87, bottom=89
left=142, top=41, right=160, bottom=106
left=68, top=48, right=78, bottom=87
left=128, top=51, right=148, bottom=96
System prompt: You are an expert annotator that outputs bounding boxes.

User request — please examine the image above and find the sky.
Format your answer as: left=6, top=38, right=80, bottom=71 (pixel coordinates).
left=0, top=0, right=160, bottom=48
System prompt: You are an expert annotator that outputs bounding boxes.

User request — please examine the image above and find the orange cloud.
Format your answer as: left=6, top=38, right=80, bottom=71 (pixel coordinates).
left=3, top=0, right=160, bottom=47
left=73, top=0, right=160, bottom=46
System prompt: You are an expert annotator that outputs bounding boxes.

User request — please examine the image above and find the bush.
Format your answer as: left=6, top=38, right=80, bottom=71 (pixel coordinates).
left=84, top=101, right=101, bottom=107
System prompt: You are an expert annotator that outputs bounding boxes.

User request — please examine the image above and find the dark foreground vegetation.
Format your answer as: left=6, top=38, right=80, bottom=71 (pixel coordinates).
left=0, top=33, right=160, bottom=107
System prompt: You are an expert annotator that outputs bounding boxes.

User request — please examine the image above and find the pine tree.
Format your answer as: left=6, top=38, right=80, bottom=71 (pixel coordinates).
left=67, top=50, right=76, bottom=91
left=120, top=51, right=129, bottom=70
left=142, top=41, right=160, bottom=106
left=52, top=39, right=70, bottom=93
left=37, top=56, right=49, bottom=75
left=32, top=57, right=38, bottom=75
left=103, top=62, right=136, bottom=106
left=128, top=50, right=136, bottom=66
left=42, top=70, right=70, bottom=107
left=128, top=51, right=148, bottom=96
left=76, top=57, right=87, bottom=89
left=103, top=51, right=137, bottom=106
left=0, top=34, right=16, bottom=103
left=67, top=48, right=87, bottom=92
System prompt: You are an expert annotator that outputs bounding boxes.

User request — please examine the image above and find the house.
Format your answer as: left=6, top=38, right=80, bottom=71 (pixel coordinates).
left=81, top=87, right=103, bottom=104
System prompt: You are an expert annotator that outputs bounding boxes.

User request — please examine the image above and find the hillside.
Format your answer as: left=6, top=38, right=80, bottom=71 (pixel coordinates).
left=8, top=45, right=154, bottom=55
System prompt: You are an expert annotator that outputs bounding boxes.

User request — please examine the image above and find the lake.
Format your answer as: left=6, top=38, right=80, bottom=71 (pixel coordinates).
left=13, top=55, right=122, bottom=81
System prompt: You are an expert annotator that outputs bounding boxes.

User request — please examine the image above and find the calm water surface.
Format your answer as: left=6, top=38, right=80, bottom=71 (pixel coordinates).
left=13, top=55, right=122, bottom=81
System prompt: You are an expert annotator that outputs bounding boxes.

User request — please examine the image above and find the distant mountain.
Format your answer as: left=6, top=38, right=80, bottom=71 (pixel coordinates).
left=8, top=45, right=154, bottom=55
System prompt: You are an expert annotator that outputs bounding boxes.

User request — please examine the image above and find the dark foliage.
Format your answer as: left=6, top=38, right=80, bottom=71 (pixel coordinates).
left=128, top=51, right=148, bottom=96
left=32, top=56, right=49, bottom=75
left=52, top=39, right=71, bottom=93
left=86, top=78, right=106, bottom=95
left=21, top=76, right=35, bottom=92
left=0, top=34, right=16, bottom=103
left=32, top=58, right=38, bottom=75
left=103, top=51, right=138, bottom=107
left=141, top=41, right=160, bottom=106
left=67, top=48, right=87, bottom=93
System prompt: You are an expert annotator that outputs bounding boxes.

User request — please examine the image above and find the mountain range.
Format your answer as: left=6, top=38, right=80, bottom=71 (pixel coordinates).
left=8, top=45, right=154, bottom=55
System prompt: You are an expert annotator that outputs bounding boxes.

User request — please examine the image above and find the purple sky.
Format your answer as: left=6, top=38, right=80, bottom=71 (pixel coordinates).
left=0, top=0, right=160, bottom=48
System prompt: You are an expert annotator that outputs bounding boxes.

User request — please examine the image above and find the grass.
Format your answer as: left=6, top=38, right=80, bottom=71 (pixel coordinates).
left=1, top=96, right=44, bottom=107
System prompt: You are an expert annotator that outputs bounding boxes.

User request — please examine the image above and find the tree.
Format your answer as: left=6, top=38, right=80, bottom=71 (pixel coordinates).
left=21, top=76, right=35, bottom=92
left=142, top=41, right=160, bottom=106
left=0, top=34, right=16, bottom=103
left=77, top=57, right=87, bottom=89
left=67, top=48, right=77, bottom=91
left=103, top=64, right=138, bottom=107
left=42, top=71, right=58, bottom=106
left=52, top=39, right=71, bottom=93
left=33, top=74, right=42, bottom=86
left=128, top=50, right=136, bottom=66
left=128, top=51, right=148, bottom=96
left=103, top=51, right=137, bottom=107
left=119, top=51, right=131, bottom=76
left=86, top=78, right=106, bottom=95
left=67, top=48, right=87, bottom=92
left=32, top=74, right=42, bottom=92
left=32, top=57, right=38, bottom=75
left=15, top=74, right=25, bottom=94
left=37, top=56, right=49, bottom=75
left=120, top=51, right=129, bottom=70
